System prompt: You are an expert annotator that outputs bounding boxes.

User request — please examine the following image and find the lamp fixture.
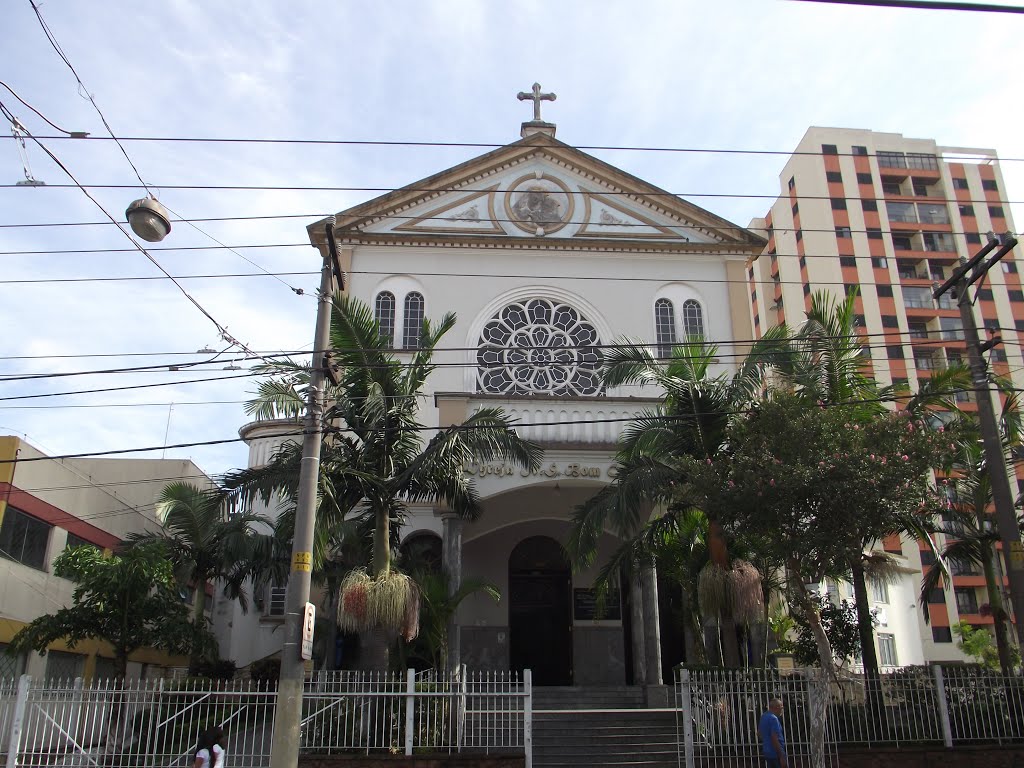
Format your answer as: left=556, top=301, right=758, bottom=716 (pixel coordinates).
left=196, top=346, right=217, bottom=354
left=126, top=196, right=172, bottom=242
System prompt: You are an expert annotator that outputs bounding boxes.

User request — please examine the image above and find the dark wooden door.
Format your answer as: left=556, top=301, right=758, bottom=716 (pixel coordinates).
left=509, top=571, right=572, bottom=685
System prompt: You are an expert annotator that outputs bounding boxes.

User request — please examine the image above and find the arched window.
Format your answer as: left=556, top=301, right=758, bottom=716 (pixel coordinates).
left=654, top=298, right=677, bottom=358
left=682, top=299, right=705, bottom=340
left=476, top=298, right=603, bottom=396
left=374, top=291, right=396, bottom=346
left=402, top=292, right=424, bottom=350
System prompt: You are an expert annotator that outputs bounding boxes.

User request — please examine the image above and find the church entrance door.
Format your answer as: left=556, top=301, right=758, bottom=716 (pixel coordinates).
left=508, top=536, right=572, bottom=686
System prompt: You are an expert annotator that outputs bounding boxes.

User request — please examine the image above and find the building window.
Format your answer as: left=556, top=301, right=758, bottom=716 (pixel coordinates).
left=982, top=179, right=998, bottom=191
left=836, top=226, right=852, bottom=239
left=374, top=291, right=396, bottom=346
left=654, top=298, right=677, bottom=357
left=852, top=145, right=868, bottom=156
left=862, top=199, right=878, bottom=212
left=906, top=153, right=938, bottom=170
left=0, top=642, right=27, bottom=679
left=1008, top=290, right=1024, bottom=302
left=45, top=651, right=85, bottom=682
left=0, top=507, right=51, bottom=570
left=927, top=587, right=946, bottom=605
left=953, top=178, right=969, bottom=190
left=402, top=292, right=425, bottom=350
left=840, top=256, right=857, bottom=267
left=989, top=206, right=1005, bottom=219
left=792, top=202, right=799, bottom=215
left=877, top=285, right=894, bottom=298
left=887, top=201, right=917, bottom=223
left=932, top=626, right=953, bottom=643
left=877, top=151, right=907, bottom=169
left=795, top=229, right=803, bottom=242
left=871, top=579, right=890, bottom=604
left=844, top=284, right=858, bottom=298
left=902, top=286, right=932, bottom=309
left=887, top=345, right=905, bottom=360
left=477, top=298, right=603, bottom=396
left=872, top=256, right=888, bottom=269
left=923, top=232, right=955, bottom=252
left=881, top=315, right=899, bottom=328
left=830, top=198, right=848, bottom=211
left=882, top=182, right=903, bottom=196
left=682, top=299, right=705, bottom=340
left=826, top=171, right=843, bottom=183
left=788, top=176, right=795, bottom=190
left=955, top=588, right=979, bottom=615
left=65, top=533, right=100, bottom=554
left=916, top=203, right=949, bottom=224
left=822, top=144, right=839, bottom=155
left=920, top=549, right=937, bottom=567
left=878, top=634, right=898, bottom=667
left=857, top=172, right=873, bottom=185
left=959, top=204, right=975, bottom=217
left=867, top=228, right=883, bottom=240
left=966, top=232, right=982, bottom=245
left=803, top=283, right=811, bottom=296
left=799, top=256, right=807, bottom=269
left=978, top=288, right=994, bottom=301
left=266, top=585, right=287, bottom=617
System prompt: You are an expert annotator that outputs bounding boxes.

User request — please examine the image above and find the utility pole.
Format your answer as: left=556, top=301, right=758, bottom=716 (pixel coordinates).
left=269, top=217, right=343, bottom=768
left=934, top=232, right=1024, bottom=673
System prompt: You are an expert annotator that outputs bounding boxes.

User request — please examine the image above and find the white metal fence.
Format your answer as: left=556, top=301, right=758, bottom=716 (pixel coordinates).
left=676, top=666, right=1024, bottom=768
left=0, top=668, right=531, bottom=768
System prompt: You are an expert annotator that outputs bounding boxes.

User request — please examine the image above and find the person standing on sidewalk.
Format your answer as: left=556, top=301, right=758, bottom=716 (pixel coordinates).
left=759, top=698, right=789, bottom=768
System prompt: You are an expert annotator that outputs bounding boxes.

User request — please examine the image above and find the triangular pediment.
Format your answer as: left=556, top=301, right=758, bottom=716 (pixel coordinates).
left=312, top=134, right=764, bottom=251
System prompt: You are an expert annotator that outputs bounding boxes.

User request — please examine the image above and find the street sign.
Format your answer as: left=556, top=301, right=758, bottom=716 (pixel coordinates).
left=300, top=602, right=315, bottom=660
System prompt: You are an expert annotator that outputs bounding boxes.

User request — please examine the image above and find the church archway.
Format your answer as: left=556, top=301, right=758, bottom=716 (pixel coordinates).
left=508, top=535, right=572, bottom=685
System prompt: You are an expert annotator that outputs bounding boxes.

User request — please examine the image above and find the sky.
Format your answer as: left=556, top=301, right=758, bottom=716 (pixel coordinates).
left=1, top=0, right=1022, bottom=480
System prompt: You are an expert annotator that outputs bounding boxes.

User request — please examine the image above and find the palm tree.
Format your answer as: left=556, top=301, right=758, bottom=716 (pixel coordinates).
left=919, top=434, right=1019, bottom=673
left=127, top=482, right=267, bottom=673
left=222, top=294, right=543, bottom=667
left=569, top=332, right=787, bottom=667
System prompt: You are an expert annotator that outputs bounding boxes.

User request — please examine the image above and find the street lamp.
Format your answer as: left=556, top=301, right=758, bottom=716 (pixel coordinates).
left=126, top=196, right=172, bottom=242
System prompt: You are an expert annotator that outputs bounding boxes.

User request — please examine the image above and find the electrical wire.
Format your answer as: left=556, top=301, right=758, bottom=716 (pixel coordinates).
left=26, top=0, right=149, bottom=192
left=0, top=133, right=1018, bottom=162
left=0, top=383, right=1019, bottom=465
left=790, top=0, right=1024, bottom=12
left=3, top=181, right=1020, bottom=206
left=0, top=79, right=85, bottom=137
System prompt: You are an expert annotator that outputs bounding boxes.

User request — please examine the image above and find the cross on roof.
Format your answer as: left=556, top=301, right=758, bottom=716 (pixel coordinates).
left=517, top=83, right=556, bottom=123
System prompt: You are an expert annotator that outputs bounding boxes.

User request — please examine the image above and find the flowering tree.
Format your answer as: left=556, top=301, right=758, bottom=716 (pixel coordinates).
left=685, top=392, right=951, bottom=768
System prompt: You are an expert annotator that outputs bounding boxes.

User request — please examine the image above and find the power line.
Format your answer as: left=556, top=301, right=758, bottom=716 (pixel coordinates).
left=1, top=133, right=1019, bottom=162
left=791, top=0, right=1024, bottom=12
left=3, top=181, right=1021, bottom=206
left=0, top=400, right=246, bottom=409
left=0, top=371, right=260, bottom=402
left=0, top=384, right=1018, bottom=464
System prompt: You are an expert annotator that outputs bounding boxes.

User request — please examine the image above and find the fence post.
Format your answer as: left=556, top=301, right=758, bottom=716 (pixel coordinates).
left=5, top=674, right=30, bottom=768
left=523, top=669, right=532, bottom=768
left=932, top=664, right=953, bottom=748
left=456, top=664, right=467, bottom=752
left=404, top=668, right=415, bottom=756
left=679, top=669, right=694, bottom=768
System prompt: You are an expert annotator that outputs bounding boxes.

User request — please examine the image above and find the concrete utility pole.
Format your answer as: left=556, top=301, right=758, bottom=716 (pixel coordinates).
left=933, top=232, right=1024, bottom=672
left=269, top=217, right=342, bottom=768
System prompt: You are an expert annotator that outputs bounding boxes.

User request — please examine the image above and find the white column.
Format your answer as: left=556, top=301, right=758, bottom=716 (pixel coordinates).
left=641, top=561, right=663, bottom=685
left=442, top=512, right=464, bottom=671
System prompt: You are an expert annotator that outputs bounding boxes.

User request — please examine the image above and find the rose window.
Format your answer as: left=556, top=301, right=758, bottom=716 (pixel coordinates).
left=476, top=299, right=603, bottom=396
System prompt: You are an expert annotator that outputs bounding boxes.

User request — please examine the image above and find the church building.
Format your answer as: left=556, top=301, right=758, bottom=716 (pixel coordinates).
left=223, top=87, right=766, bottom=685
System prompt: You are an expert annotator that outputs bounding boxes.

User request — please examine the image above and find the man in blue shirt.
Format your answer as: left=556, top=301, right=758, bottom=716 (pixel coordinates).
left=758, top=697, right=788, bottom=768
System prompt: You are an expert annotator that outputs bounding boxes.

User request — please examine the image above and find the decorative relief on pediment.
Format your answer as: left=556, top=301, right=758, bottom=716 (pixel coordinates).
left=503, top=172, right=574, bottom=237
left=392, top=185, right=504, bottom=234
left=576, top=188, right=695, bottom=241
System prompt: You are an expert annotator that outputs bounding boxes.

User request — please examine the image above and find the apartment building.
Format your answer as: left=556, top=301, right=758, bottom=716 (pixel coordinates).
left=0, top=435, right=212, bottom=680
left=749, top=127, right=1023, bottom=665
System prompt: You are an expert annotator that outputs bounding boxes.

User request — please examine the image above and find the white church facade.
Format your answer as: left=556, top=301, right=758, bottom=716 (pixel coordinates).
left=217, top=94, right=765, bottom=685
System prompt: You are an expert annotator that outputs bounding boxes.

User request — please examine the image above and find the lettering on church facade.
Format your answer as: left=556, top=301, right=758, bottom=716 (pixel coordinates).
left=463, top=460, right=604, bottom=479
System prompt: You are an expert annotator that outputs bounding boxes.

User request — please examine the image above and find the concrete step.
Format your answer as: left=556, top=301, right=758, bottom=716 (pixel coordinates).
left=531, top=707, right=680, bottom=768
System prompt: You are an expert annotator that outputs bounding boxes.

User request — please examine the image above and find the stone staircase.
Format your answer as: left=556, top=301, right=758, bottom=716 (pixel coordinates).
left=532, top=686, right=679, bottom=768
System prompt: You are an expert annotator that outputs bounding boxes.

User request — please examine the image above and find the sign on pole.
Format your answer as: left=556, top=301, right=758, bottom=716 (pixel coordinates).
left=300, top=602, right=315, bottom=660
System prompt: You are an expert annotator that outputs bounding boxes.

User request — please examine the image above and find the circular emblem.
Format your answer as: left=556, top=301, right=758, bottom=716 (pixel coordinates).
left=504, top=173, right=573, bottom=236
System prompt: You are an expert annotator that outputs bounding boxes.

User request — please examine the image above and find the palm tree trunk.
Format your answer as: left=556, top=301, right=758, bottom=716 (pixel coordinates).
left=707, top=521, right=741, bottom=667
left=849, top=558, right=885, bottom=729
left=979, top=541, right=1013, bottom=674
left=189, top=580, right=208, bottom=674
left=789, top=560, right=833, bottom=768
left=373, top=507, right=390, bottom=577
